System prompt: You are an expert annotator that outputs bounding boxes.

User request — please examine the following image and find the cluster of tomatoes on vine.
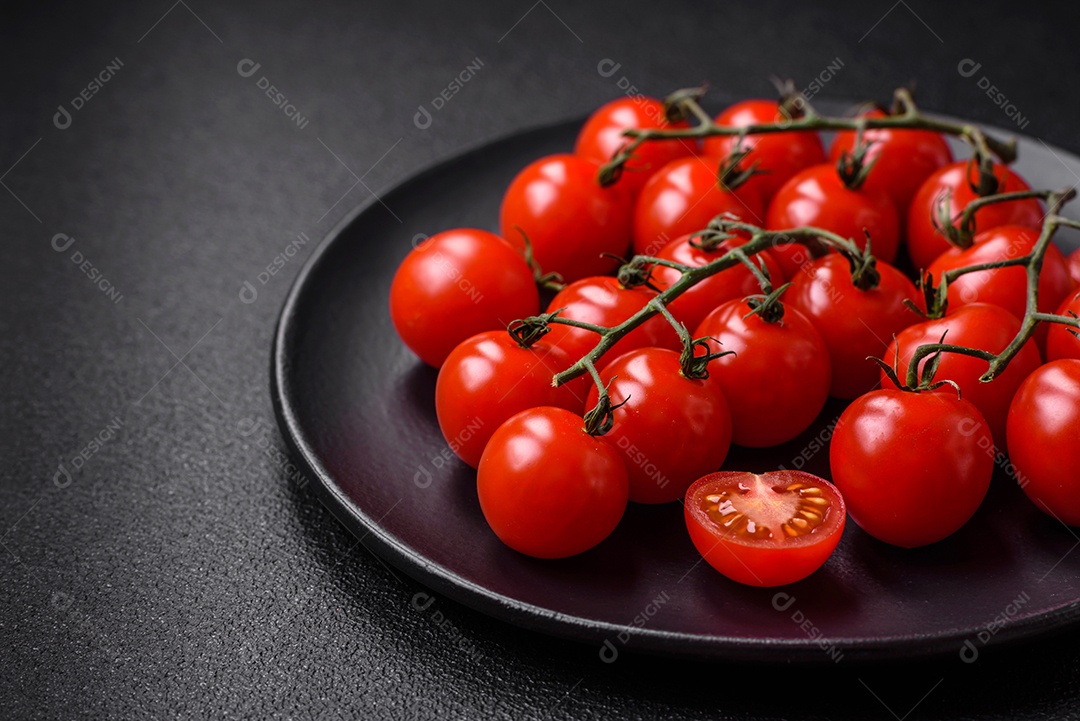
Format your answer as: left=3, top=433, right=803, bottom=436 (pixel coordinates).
left=389, top=85, right=1080, bottom=588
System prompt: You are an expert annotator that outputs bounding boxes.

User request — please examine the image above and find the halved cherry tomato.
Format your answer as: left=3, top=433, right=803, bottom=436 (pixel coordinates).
left=702, top=99, right=826, bottom=203
left=575, top=96, right=696, bottom=197
left=684, top=470, right=845, bottom=587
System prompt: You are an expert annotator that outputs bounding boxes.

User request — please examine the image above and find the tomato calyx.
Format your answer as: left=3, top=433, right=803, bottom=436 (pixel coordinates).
left=678, top=335, right=733, bottom=380
left=507, top=313, right=555, bottom=349
left=966, top=155, right=1002, bottom=198
left=662, top=84, right=707, bottom=124
left=837, top=233, right=881, bottom=291
left=873, top=330, right=963, bottom=396
left=512, top=225, right=566, bottom=292
left=834, top=137, right=879, bottom=191
left=716, top=144, right=760, bottom=191
left=743, top=282, right=792, bottom=324
left=582, top=373, right=628, bottom=436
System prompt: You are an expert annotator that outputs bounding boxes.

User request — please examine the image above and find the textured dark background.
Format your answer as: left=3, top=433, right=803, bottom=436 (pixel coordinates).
left=3, top=1, right=1080, bottom=718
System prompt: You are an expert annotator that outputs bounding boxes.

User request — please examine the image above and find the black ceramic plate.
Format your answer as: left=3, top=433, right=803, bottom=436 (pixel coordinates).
left=272, top=105, right=1080, bottom=663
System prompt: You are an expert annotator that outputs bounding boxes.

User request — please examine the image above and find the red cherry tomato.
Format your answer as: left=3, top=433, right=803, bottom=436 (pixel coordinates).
left=1067, top=247, right=1080, bottom=288
left=828, top=108, right=952, bottom=219
left=702, top=99, right=826, bottom=203
left=435, top=331, right=589, bottom=468
left=831, top=388, right=993, bottom=548
left=543, top=276, right=679, bottom=369
left=389, top=229, right=539, bottom=367
left=927, top=225, right=1072, bottom=327
left=765, top=163, right=901, bottom=278
left=650, top=234, right=786, bottom=332
left=477, top=407, right=629, bottom=558
left=787, top=254, right=920, bottom=399
left=882, top=303, right=1042, bottom=449
left=575, top=96, right=696, bottom=197
left=631, top=156, right=764, bottom=257
left=586, top=348, right=732, bottom=504
left=906, top=161, right=1043, bottom=271
left=499, top=153, right=632, bottom=282
left=694, top=298, right=831, bottom=447
left=684, top=471, right=845, bottom=587
left=1007, top=359, right=1080, bottom=526
left=1046, top=289, right=1080, bottom=362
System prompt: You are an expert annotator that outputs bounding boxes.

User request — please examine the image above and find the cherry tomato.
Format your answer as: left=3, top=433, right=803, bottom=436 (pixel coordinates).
left=1046, top=289, right=1080, bottom=362
left=575, top=96, right=696, bottom=197
left=586, top=348, right=732, bottom=504
left=828, top=108, right=952, bottom=219
left=787, top=254, right=920, bottom=399
left=831, top=388, right=993, bottom=548
left=631, top=155, right=764, bottom=257
left=1068, top=247, right=1080, bottom=288
left=389, top=229, right=539, bottom=367
left=702, top=99, right=826, bottom=203
left=650, top=234, right=786, bottom=332
left=435, top=331, right=589, bottom=468
left=684, top=471, right=845, bottom=587
left=477, top=407, right=629, bottom=558
left=927, top=225, right=1072, bottom=328
left=694, top=298, right=831, bottom=447
left=765, top=163, right=901, bottom=279
left=1007, top=359, right=1080, bottom=526
left=906, top=161, right=1043, bottom=271
left=499, top=153, right=632, bottom=282
left=543, top=276, right=680, bottom=369
left=882, top=303, right=1042, bottom=450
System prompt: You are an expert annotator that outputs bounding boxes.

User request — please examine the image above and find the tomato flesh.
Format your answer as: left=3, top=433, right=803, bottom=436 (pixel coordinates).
left=684, top=471, right=845, bottom=587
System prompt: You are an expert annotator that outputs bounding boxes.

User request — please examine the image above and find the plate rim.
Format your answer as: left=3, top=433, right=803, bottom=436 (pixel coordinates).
left=270, top=110, right=1080, bottom=663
